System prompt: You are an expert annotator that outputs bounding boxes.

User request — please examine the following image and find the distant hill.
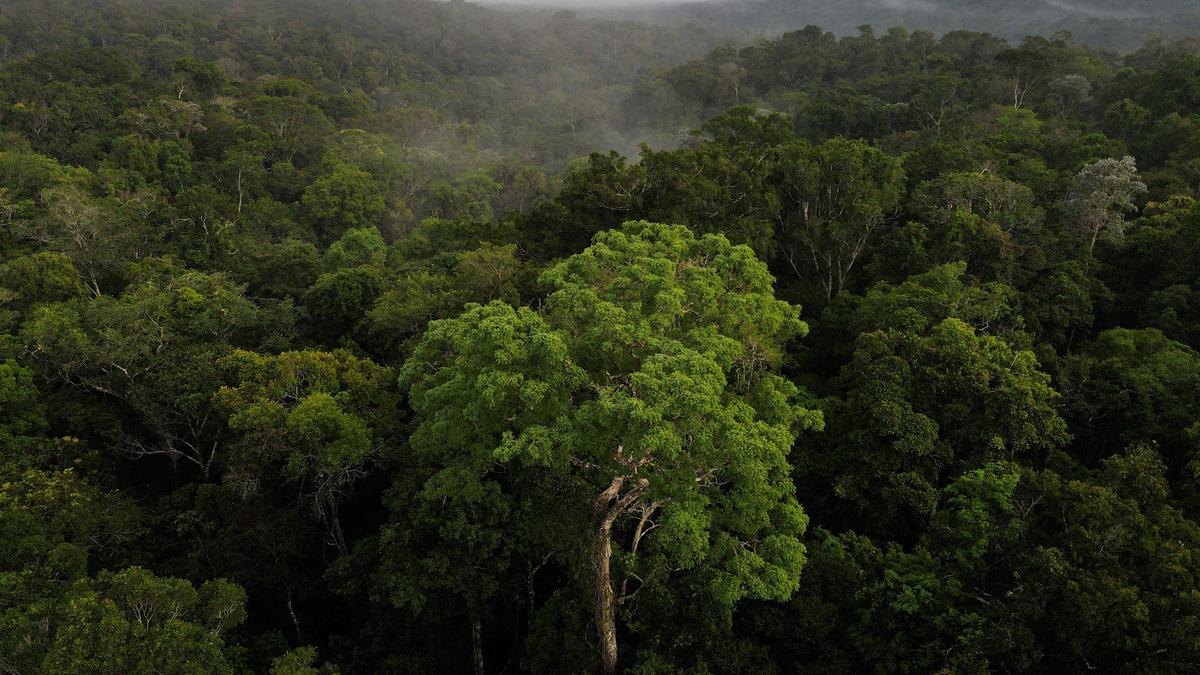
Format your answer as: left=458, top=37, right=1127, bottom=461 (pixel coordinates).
left=588, top=0, right=1200, bottom=51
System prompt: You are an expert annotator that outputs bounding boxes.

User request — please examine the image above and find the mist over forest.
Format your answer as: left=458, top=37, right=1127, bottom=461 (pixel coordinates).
left=3, top=0, right=1200, bottom=673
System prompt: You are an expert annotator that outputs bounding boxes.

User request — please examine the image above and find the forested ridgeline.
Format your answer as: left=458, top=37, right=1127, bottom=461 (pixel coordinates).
left=596, top=0, right=1200, bottom=54
left=2, top=2, right=1200, bottom=673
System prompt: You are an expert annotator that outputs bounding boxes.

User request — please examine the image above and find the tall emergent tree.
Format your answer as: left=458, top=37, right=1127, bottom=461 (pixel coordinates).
left=400, top=221, right=821, bottom=673
left=775, top=137, right=905, bottom=300
left=1063, top=156, right=1147, bottom=258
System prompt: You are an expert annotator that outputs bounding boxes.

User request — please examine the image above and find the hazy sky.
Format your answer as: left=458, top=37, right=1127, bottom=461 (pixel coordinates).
left=475, top=0, right=700, bottom=6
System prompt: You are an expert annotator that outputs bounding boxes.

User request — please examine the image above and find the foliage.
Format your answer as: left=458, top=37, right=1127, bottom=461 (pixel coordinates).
left=3, top=2, right=1200, bottom=672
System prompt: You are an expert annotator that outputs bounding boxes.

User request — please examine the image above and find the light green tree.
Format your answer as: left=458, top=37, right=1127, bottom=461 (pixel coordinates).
left=400, top=221, right=821, bottom=673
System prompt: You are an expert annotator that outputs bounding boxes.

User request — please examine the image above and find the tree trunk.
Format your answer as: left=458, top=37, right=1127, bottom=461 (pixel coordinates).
left=286, top=587, right=303, bottom=644
left=471, top=612, right=485, bottom=675
left=591, top=474, right=647, bottom=675
left=593, top=521, right=619, bottom=675
left=326, top=496, right=349, bottom=557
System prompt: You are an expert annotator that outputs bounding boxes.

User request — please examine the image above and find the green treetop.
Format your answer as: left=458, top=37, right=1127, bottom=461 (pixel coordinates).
left=399, top=221, right=821, bottom=673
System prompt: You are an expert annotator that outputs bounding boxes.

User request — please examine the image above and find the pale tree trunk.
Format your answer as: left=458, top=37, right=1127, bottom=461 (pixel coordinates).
left=593, top=518, right=619, bottom=675
left=286, top=586, right=302, bottom=644
left=235, top=168, right=245, bottom=215
left=86, top=266, right=102, bottom=298
left=471, top=612, right=485, bottom=675
left=325, top=496, right=349, bottom=558
left=619, top=502, right=661, bottom=600
left=592, top=475, right=648, bottom=675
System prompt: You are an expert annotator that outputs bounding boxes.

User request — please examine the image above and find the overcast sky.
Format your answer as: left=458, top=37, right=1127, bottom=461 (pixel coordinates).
left=474, top=0, right=702, bottom=6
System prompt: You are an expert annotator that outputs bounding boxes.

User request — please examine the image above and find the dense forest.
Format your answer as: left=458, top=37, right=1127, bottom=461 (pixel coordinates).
left=594, top=0, right=1200, bottom=53
left=3, top=0, right=1200, bottom=672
